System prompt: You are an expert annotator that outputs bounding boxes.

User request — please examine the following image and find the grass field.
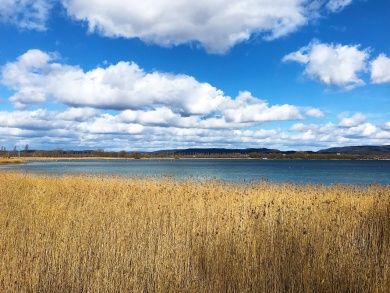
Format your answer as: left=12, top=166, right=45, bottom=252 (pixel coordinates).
left=0, top=172, right=389, bottom=292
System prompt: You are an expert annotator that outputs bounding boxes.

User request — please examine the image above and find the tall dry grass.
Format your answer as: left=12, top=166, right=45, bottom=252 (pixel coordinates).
left=0, top=172, right=389, bottom=292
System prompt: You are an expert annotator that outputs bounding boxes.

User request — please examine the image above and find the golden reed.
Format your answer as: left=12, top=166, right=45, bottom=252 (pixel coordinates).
left=0, top=172, right=389, bottom=292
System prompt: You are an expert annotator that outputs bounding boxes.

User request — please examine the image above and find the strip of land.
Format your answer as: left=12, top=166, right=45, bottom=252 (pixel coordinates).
left=0, top=172, right=389, bottom=292
left=0, top=158, right=25, bottom=164
left=1, top=145, right=390, bottom=160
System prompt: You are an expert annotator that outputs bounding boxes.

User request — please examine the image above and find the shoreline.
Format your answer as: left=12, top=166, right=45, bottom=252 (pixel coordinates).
left=0, top=158, right=26, bottom=165
left=20, top=156, right=390, bottom=161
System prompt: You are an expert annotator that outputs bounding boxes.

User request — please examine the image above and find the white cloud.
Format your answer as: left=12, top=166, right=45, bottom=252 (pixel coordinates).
left=119, top=107, right=178, bottom=126
left=305, top=108, right=324, bottom=118
left=0, top=0, right=355, bottom=53
left=3, top=49, right=388, bottom=151
left=2, top=49, right=227, bottom=114
left=0, top=108, right=387, bottom=151
left=339, top=113, right=366, bottom=127
left=222, top=91, right=302, bottom=123
left=326, top=0, right=352, bottom=12
left=77, top=115, right=144, bottom=135
left=60, top=0, right=353, bottom=53
left=118, top=108, right=240, bottom=129
left=289, top=119, right=387, bottom=146
left=371, top=54, right=390, bottom=84
left=56, top=107, right=98, bottom=121
left=283, top=41, right=369, bottom=88
left=0, top=0, right=51, bottom=30
left=290, top=122, right=307, bottom=131
left=344, top=123, right=377, bottom=137
left=1, top=49, right=309, bottom=126
left=1, top=49, right=57, bottom=107
left=0, top=109, right=72, bottom=131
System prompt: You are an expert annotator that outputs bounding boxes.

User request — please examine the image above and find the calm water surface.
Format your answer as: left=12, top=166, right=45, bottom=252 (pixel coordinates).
left=1, top=159, right=390, bottom=185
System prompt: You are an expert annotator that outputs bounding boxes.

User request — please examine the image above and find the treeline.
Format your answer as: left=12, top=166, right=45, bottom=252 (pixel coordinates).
left=151, top=148, right=390, bottom=160
left=1, top=145, right=389, bottom=160
left=247, top=151, right=389, bottom=160
left=1, top=149, right=389, bottom=160
left=0, top=149, right=144, bottom=159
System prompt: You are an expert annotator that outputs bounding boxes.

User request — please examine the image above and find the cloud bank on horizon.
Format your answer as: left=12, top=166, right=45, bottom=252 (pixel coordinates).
left=0, top=0, right=389, bottom=150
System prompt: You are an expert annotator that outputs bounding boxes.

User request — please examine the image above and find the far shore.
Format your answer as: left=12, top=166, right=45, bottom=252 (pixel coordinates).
left=24, top=157, right=279, bottom=161
left=0, top=158, right=26, bottom=165
left=7, top=156, right=389, bottom=162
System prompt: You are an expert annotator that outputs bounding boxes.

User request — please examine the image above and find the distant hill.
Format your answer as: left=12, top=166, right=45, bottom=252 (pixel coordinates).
left=152, top=146, right=390, bottom=156
left=3, top=145, right=390, bottom=159
left=149, top=146, right=390, bottom=159
left=318, top=145, right=390, bottom=155
left=152, top=148, right=281, bottom=156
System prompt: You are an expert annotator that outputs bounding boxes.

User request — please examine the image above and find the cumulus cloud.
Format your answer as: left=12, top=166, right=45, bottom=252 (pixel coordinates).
left=344, top=122, right=377, bottom=138
left=118, top=108, right=245, bottom=129
left=0, top=109, right=74, bottom=132
left=338, top=113, right=366, bottom=127
left=1, top=49, right=310, bottom=127
left=289, top=116, right=388, bottom=146
left=222, top=91, right=302, bottom=123
left=0, top=108, right=387, bottom=151
left=56, top=107, right=98, bottom=122
left=305, top=108, right=324, bottom=118
left=119, top=107, right=201, bottom=128
left=0, top=0, right=355, bottom=52
left=283, top=41, right=369, bottom=88
left=371, top=54, right=390, bottom=84
left=0, top=0, right=51, bottom=30
left=60, top=0, right=353, bottom=53
left=2, top=49, right=226, bottom=114
left=3, top=49, right=388, bottom=151
left=77, top=115, right=144, bottom=135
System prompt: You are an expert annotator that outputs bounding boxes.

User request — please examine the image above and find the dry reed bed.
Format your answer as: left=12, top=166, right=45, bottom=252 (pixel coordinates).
left=0, top=172, right=389, bottom=292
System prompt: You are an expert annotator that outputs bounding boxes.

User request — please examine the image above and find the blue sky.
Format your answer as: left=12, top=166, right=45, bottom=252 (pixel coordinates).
left=0, top=0, right=389, bottom=151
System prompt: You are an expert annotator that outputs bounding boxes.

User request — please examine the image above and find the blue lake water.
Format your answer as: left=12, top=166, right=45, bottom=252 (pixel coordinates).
left=1, top=159, right=390, bottom=185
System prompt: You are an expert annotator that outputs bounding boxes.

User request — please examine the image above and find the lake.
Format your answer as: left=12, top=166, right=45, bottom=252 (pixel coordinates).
left=1, top=159, right=390, bottom=185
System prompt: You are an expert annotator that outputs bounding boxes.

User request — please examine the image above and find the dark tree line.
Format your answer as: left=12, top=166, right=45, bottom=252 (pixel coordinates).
left=1, top=145, right=389, bottom=160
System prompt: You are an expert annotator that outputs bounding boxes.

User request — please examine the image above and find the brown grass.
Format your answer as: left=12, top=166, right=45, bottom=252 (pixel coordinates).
left=0, top=172, right=389, bottom=292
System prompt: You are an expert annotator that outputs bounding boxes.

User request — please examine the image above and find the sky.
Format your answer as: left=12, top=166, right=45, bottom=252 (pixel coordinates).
left=0, top=0, right=389, bottom=151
